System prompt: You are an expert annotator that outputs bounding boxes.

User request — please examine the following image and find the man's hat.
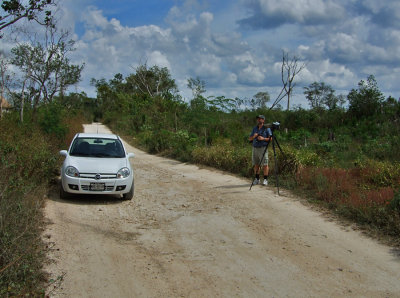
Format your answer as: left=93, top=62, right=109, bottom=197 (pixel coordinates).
left=256, top=115, right=265, bottom=120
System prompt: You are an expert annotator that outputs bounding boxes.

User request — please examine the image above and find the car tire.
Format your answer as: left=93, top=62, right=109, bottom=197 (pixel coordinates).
left=122, top=182, right=134, bottom=200
left=60, top=183, right=70, bottom=200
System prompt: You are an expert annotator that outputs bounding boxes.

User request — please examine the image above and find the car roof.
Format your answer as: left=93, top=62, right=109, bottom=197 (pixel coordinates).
left=75, top=133, right=119, bottom=140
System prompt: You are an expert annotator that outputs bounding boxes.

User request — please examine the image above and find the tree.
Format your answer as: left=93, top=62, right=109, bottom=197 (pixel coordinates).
left=128, top=64, right=178, bottom=98
left=347, top=75, right=384, bottom=118
left=0, top=0, right=54, bottom=35
left=10, top=28, right=84, bottom=119
left=187, top=76, right=206, bottom=99
left=187, top=76, right=207, bottom=111
left=271, top=51, right=306, bottom=110
left=253, top=91, right=270, bottom=109
left=304, top=81, right=344, bottom=110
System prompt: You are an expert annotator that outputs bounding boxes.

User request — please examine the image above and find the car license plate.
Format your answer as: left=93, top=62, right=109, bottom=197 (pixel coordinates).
left=90, top=183, right=105, bottom=191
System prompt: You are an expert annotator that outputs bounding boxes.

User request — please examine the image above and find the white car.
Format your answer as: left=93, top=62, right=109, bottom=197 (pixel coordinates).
left=59, top=133, right=135, bottom=200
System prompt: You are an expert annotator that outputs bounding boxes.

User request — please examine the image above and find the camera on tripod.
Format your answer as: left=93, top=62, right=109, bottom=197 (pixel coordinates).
left=271, top=121, right=280, bottom=131
left=265, top=121, right=280, bottom=132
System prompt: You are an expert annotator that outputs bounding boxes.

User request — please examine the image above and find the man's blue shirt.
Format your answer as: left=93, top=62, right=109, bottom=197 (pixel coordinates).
left=250, top=126, right=272, bottom=147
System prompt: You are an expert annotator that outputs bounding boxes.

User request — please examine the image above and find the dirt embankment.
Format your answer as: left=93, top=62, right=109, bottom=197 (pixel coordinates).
left=44, top=123, right=400, bottom=297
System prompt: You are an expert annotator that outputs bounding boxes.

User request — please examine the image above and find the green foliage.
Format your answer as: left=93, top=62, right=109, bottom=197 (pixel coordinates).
left=37, top=102, right=67, bottom=138
left=0, top=0, right=54, bottom=33
left=253, top=91, right=270, bottom=110
left=0, top=110, right=84, bottom=296
left=389, top=189, right=400, bottom=212
left=127, top=64, right=178, bottom=98
left=192, top=141, right=251, bottom=177
left=187, top=77, right=206, bottom=98
left=10, top=36, right=84, bottom=106
left=0, top=117, right=54, bottom=295
left=304, top=81, right=342, bottom=110
left=94, top=69, right=400, bottom=243
left=348, top=75, right=385, bottom=119
left=138, top=128, right=197, bottom=161
left=355, top=158, right=400, bottom=188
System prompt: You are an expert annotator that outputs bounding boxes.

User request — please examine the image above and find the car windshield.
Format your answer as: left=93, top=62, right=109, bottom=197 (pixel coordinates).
left=70, top=138, right=125, bottom=158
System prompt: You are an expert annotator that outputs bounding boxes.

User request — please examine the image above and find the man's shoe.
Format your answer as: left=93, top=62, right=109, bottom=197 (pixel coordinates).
left=262, top=179, right=268, bottom=186
left=253, top=178, right=259, bottom=185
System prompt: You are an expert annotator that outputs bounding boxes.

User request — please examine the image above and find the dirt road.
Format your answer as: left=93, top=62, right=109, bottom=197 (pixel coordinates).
left=44, top=123, right=400, bottom=297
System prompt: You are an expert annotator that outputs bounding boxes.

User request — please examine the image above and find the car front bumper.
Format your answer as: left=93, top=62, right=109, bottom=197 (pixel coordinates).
left=61, top=175, right=134, bottom=195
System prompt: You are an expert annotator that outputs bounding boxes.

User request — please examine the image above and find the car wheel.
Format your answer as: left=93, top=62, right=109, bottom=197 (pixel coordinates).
left=60, top=183, right=70, bottom=199
left=122, top=182, right=134, bottom=200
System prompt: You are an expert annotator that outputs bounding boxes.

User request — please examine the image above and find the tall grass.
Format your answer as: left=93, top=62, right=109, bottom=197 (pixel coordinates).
left=0, top=110, right=84, bottom=296
left=295, top=165, right=400, bottom=242
left=111, top=123, right=400, bottom=244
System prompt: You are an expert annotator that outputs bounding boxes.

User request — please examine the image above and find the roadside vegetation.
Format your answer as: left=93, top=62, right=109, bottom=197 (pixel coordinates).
left=92, top=70, right=400, bottom=245
left=0, top=104, right=86, bottom=296
left=2, top=63, right=400, bottom=296
left=1, top=2, right=400, bottom=293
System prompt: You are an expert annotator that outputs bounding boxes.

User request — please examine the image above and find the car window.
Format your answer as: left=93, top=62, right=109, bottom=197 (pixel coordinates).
left=70, top=138, right=125, bottom=158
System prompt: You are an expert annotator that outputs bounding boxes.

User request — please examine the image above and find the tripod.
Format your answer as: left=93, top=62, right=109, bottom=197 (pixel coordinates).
left=249, top=129, right=284, bottom=195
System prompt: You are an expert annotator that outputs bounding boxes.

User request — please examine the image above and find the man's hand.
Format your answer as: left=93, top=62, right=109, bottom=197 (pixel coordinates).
left=257, top=135, right=270, bottom=141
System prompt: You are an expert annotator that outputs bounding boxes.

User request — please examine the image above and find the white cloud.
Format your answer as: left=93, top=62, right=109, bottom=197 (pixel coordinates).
left=3, top=0, right=400, bottom=107
left=239, top=0, right=346, bottom=29
left=147, top=51, right=171, bottom=69
left=258, top=0, right=344, bottom=23
left=301, top=60, right=356, bottom=88
left=325, top=33, right=363, bottom=63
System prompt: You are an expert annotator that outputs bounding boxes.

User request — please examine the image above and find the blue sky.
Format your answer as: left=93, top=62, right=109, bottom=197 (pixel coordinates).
left=3, top=0, right=400, bottom=108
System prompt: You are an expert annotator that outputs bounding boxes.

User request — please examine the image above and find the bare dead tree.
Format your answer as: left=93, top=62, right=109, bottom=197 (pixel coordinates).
left=270, top=51, right=306, bottom=110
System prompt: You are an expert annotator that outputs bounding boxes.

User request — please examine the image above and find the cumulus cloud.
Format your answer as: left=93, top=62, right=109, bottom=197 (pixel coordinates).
left=238, top=0, right=346, bottom=29
left=359, top=1, right=400, bottom=28
left=59, top=3, right=267, bottom=99
left=300, top=60, right=356, bottom=88
left=4, top=0, right=395, bottom=105
left=147, top=51, right=171, bottom=69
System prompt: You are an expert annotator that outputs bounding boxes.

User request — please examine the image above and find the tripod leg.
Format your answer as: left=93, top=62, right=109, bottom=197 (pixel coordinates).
left=273, top=136, right=284, bottom=156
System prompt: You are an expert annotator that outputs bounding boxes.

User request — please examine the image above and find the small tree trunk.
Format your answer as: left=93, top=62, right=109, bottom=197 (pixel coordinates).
left=20, top=80, right=26, bottom=123
left=174, top=110, right=177, bottom=132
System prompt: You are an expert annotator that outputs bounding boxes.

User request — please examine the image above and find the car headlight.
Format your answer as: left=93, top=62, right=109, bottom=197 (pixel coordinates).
left=117, top=167, right=130, bottom=179
left=65, top=166, right=80, bottom=177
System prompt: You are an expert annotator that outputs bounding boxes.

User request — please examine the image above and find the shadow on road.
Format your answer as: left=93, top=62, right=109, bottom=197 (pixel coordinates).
left=214, top=184, right=250, bottom=189
left=390, top=248, right=400, bottom=262
left=47, top=183, right=123, bottom=206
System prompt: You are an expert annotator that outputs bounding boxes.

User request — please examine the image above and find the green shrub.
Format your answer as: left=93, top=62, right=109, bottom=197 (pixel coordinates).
left=389, top=189, right=400, bottom=212
left=356, top=158, right=400, bottom=188
left=37, top=103, right=67, bottom=139
left=192, top=142, right=251, bottom=177
left=0, top=112, right=84, bottom=296
left=137, top=128, right=197, bottom=161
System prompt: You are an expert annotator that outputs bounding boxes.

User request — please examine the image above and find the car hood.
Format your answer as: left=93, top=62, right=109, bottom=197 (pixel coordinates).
left=66, top=156, right=129, bottom=173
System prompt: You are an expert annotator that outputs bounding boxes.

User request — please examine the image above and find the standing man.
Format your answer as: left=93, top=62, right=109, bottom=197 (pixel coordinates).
left=249, top=115, right=272, bottom=185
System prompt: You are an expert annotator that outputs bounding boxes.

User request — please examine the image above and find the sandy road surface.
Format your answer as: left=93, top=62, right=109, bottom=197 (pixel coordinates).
left=44, top=123, right=400, bottom=297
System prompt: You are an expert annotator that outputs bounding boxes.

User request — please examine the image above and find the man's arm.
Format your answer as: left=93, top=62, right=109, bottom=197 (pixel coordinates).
left=249, top=128, right=258, bottom=141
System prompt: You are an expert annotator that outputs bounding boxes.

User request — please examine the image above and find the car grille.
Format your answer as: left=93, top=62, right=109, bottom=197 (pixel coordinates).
left=79, top=173, right=117, bottom=179
left=81, top=185, right=115, bottom=191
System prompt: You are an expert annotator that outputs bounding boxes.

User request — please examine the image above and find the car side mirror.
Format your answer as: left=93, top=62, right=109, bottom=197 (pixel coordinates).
left=127, top=153, right=135, bottom=159
left=59, top=150, right=68, bottom=157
